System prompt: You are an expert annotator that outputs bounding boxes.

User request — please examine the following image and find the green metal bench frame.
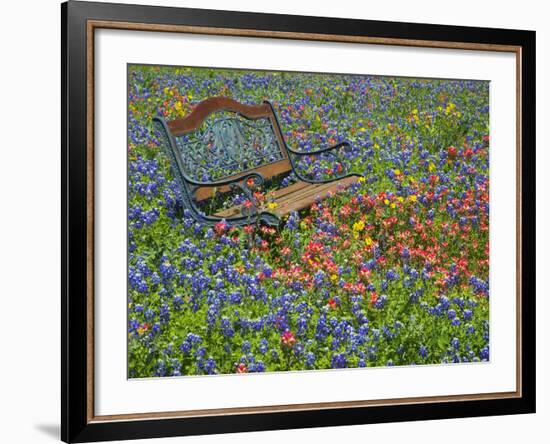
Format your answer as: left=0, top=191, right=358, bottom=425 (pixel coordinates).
left=153, top=97, right=362, bottom=227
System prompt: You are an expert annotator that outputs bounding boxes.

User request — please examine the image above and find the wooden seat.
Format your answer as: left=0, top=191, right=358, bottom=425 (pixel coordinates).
left=215, top=176, right=358, bottom=219
left=153, top=96, right=362, bottom=227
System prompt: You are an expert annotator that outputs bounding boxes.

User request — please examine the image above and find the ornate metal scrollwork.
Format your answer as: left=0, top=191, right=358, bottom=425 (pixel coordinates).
left=174, top=112, right=284, bottom=183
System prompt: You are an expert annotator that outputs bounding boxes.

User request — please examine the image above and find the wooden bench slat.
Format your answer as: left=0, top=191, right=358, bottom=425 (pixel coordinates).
left=214, top=181, right=325, bottom=218
left=275, top=178, right=347, bottom=205
left=268, top=180, right=310, bottom=200
left=214, top=176, right=358, bottom=219
left=273, top=176, right=358, bottom=217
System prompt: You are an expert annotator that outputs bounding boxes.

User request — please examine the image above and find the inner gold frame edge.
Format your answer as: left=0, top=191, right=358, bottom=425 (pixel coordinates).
left=85, top=19, right=523, bottom=423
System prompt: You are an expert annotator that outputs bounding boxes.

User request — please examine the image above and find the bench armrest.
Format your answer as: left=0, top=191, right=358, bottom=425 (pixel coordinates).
left=285, top=140, right=352, bottom=157
left=286, top=141, right=363, bottom=184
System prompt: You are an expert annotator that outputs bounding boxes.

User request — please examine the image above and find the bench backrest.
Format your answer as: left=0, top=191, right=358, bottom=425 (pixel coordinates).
left=161, top=97, right=292, bottom=201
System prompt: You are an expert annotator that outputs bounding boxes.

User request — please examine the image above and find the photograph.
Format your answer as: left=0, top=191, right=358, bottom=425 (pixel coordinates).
left=127, top=64, right=490, bottom=378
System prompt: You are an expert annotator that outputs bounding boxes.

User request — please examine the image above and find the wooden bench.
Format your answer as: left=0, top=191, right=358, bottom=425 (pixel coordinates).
left=153, top=97, right=362, bottom=227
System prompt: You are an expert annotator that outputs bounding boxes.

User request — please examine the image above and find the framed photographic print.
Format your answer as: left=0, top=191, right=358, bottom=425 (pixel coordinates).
left=61, top=0, right=536, bottom=442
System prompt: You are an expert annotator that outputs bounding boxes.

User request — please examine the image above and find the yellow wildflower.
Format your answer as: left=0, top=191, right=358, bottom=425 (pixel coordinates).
left=409, top=195, right=417, bottom=202
left=352, top=220, right=365, bottom=232
left=445, top=102, right=456, bottom=115
left=384, top=199, right=390, bottom=205
left=428, top=162, right=436, bottom=172
left=394, top=169, right=401, bottom=176
left=365, top=237, right=373, bottom=247
left=266, top=202, right=278, bottom=210
left=358, top=176, right=366, bottom=183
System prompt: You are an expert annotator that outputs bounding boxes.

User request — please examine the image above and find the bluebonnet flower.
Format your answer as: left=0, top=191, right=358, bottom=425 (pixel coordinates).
left=305, top=352, right=316, bottom=367
left=154, top=360, right=166, bottom=377
left=315, top=314, right=330, bottom=341
left=194, top=346, right=207, bottom=359
left=297, top=315, right=308, bottom=336
left=151, top=272, right=161, bottom=285
left=258, top=339, right=269, bottom=354
left=180, top=340, right=192, bottom=354
left=150, top=322, right=161, bottom=336
left=469, top=276, right=489, bottom=296
left=205, top=357, right=217, bottom=375
left=284, top=211, right=300, bottom=230
left=313, top=270, right=325, bottom=287
left=374, top=295, right=388, bottom=309
left=331, top=353, right=347, bottom=369
left=480, top=346, right=490, bottom=361
left=451, top=337, right=460, bottom=350
left=159, top=304, right=170, bottom=324
left=241, top=340, right=251, bottom=354
left=220, top=317, right=234, bottom=338
left=386, top=269, right=398, bottom=281
left=172, top=295, right=183, bottom=310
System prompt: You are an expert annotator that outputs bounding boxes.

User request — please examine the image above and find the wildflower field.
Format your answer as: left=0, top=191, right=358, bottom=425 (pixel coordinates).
left=128, top=65, right=490, bottom=378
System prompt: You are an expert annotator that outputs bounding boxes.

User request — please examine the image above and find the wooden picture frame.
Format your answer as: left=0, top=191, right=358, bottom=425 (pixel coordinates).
left=62, top=1, right=536, bottom=442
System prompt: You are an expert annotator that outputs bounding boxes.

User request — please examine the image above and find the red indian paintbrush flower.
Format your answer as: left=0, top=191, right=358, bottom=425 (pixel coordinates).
left=370, top=291, right=378, bottom=306
left=236, top=363, right=248, bottom=373
left=214, top=220, right=227, bottom=235
left=280, top=330, right=297, bottom=348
